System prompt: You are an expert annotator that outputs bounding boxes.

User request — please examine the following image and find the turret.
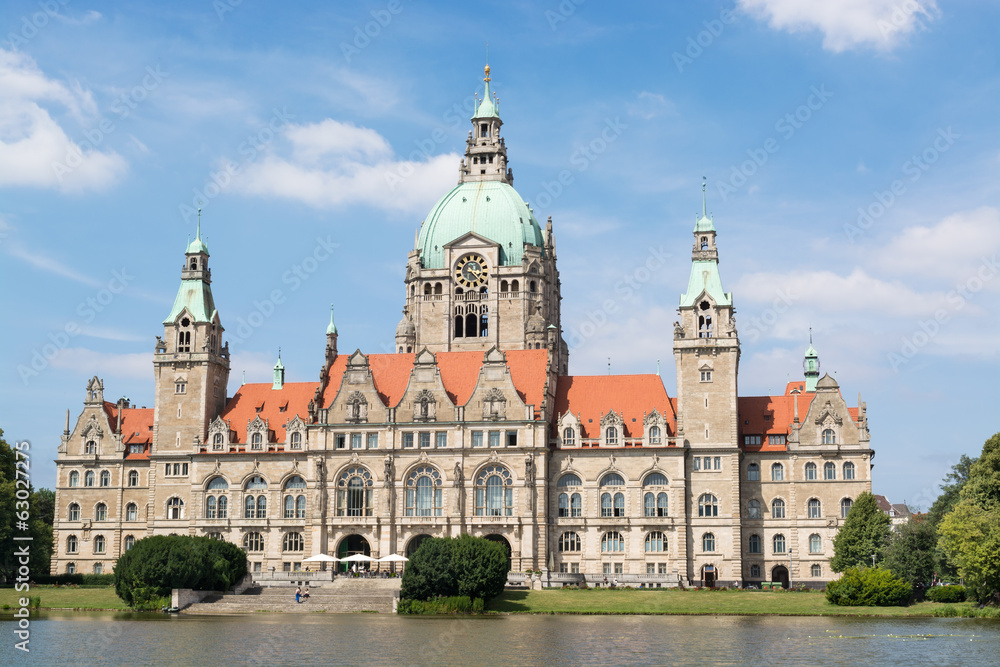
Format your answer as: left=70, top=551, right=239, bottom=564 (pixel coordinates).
left=459, top=64, right=512, bottom=185
left=273, top=351, right=285, bottom=390
left=804, top=330, right=821, bottom=392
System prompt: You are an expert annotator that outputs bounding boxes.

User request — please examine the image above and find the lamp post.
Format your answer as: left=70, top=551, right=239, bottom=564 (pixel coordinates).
left=871, top=553, right=876, bottom=568
left=788, top=547, right=793, bottom=589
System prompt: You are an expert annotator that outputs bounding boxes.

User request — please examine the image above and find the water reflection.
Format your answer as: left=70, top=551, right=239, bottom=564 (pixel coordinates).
left=3, top=612, right=997, bottom=666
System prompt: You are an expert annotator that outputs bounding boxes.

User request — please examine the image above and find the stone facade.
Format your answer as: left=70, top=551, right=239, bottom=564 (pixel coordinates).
left=51, top=66, right=872, bottom=588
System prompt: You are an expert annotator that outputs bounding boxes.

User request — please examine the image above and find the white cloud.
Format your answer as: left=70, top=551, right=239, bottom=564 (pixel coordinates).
left=232, top=118, right=458, bottom=215
left=627, top=92, right=675, bottom=120
left=878, top=207, right=1000, bottom=280
left=50, top=348, right=149, bottom=379
left=6, top=243, right=105, bottom=288
left=738, top=0, right=938, bottom=52
left=0, top=48, right=127, bottom=191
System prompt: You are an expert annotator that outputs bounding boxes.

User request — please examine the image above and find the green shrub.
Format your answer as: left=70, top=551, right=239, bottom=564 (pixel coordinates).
left=926, top=585, right=966, bottom=603
left=113, top=535, right=247, bottom=607
left=401, top=535, right=509, bottom=605
left=397, top=595, right=479, bottom=614
left=31, top=573, right=115, bottom=586
left=825, top=567, right=912, bottom=606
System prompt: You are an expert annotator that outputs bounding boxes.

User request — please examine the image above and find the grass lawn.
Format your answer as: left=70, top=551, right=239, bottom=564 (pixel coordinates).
left=489, top=588, right=967, bottom=617
left=0, top=586, right=129, bottom=611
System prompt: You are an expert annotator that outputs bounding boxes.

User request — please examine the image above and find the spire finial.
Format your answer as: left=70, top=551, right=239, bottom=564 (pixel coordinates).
left=326, top=303, right=338, bottom=335
left=809, top=326, right=813, bottom=345
left=701, top=176, right=707, bottom=218
left=196, top=200, right=203, bottom=241
left=485, top=42, right=490, bottom=81
left=278, top=346, right=281, bottom=360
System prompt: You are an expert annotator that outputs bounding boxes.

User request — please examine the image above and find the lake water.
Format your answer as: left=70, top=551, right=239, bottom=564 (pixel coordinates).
left=3, top=612, right=998, bottom=666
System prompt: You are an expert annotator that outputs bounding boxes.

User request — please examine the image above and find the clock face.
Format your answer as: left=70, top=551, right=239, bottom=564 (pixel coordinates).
left=455, top=254, right=489, bottom=288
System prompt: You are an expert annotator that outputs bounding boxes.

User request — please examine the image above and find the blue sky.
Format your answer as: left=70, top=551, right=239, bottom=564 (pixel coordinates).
left=1, top=1, right=997, bottom=506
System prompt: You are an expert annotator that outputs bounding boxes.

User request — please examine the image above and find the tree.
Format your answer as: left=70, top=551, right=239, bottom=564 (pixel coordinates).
left=937, top=500, right=1000, bottom=604
left=831, top=491, right=891, bottom=573
left=825, top=566, right=912, bottom=606
left=926, top=454, right=977, bottom=527
left=0, top=430, right=56, bottom=583
left=451, top=535, right=508, bottom=602
left=883, top=519, right=936, bottom=589
left=400, top=537, right=456, bottom=601
left=959, top=432, right=1000, bottom=511
left=113, top=535, right=247, bottom=607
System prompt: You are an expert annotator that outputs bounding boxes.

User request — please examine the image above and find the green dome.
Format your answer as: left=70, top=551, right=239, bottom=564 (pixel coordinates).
left=186, top=237, right=209, bottom=255
left=417, top=181, right=544, bottom=269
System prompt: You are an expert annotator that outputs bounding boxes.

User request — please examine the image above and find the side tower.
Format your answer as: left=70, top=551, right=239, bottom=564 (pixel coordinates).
left=400, top=65, right=567, bottom=373
left=673, top=183, right=742, bottom=586
left=152, top=220, right=231, bottom=454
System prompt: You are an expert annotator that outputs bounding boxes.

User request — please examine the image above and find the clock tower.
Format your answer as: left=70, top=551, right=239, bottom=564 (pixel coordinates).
left=398, top=65, right=568, bottom=373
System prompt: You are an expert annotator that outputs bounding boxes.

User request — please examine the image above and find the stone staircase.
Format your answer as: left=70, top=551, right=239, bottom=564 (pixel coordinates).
left=183, top=578, right=401, bottom=614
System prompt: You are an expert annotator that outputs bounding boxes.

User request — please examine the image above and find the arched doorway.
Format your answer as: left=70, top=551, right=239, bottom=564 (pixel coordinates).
left=406, top=534, right=433, bottom=558
left=337, top=534, right=371, bottom=572
left=772, top=565, right=789, bottom=589
left=484, top=534, right=512, bottom=571
left=702, top=564, right=717, bottom=588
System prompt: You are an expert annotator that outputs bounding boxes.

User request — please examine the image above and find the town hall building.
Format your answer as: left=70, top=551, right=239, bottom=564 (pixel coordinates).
left=51, top=65, right=873, bottom=588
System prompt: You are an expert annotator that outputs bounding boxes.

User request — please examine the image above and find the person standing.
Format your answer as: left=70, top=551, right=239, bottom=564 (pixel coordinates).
left=295, top=586, right=301, bottom=603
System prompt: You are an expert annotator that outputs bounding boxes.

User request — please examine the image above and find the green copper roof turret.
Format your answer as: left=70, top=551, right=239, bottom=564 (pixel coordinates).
left=804, top=329, right=821, bottom=391
left=326, top=304, right=338, bottom=335
left=472, top=65, right=500, bottom=119
left=186, top=208, right=209, bottom=256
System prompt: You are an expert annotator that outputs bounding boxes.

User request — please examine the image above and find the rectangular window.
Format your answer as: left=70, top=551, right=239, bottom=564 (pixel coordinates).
left=436, top=432, right=447, bottom=448
left=713, top=456, right=721, bottom=470
left=603, top=563, right=611, bottom=575
left=560, top=563, right=568, bottom=573
left=351, top=433, right=363, bottom=449
left=570, top=563, right=580, bottom=574
left=489, top=431, right=501, bottom=448
left=335, top=434, right=346, bottom=449
left=283, top=562, right=291, bottom=572
left=614, top=563, right=623, bottom=574
left=403, top=433, right=414, bottom=448
left=472, top=431, right=483, bottom=448
left=175, top=383, right=186, bottom=394
left=367, top=433, right=378, bottom=449
left=700, top=371, right=712, bottom=382
left=419, top=432, right=431, bottom=448
left=704, top=457, right=712, bottom=470
left=658, top=563, right=668, bottom=574
left=768, top=435, right=786, bottom=445
left=253, top=562, right=262, bottom=573
left=693, top=457, right=701, bottom=471
left=646, top=563, right=656, bottom=574
left=506, top=431, right=517, bottom=447
left=744, top=435, right=762, bottom=446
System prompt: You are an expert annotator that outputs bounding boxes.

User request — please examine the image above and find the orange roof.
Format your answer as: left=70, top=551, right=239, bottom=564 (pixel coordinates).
left=554, top=374, right=675, bottom=439
left=102, top=402, right=154, bottom=454
left=320, top=350, right=549, bottom=414
left=220, top=381, right=316, bottom=444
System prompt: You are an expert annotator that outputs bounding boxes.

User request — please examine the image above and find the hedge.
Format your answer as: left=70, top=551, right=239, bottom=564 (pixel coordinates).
left=31, top=574, right=115, bottom=586
left=825, top=566, right=912, bottom=606
left=926, top=585, right=966, bottom=603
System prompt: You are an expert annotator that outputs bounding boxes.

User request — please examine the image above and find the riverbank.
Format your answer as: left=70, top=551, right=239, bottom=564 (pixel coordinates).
left=4, top=586, right=995, bottom=618
left=489, top=588, right=989, bottom=617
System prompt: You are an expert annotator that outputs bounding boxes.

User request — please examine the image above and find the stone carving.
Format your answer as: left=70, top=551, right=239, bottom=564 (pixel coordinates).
left=454, top=461, right=463, bottom=485
left=524, top=452, right=535, bottom=485
left=673, top=321, right=685, bottom=338
left=384, top=454, right=394, bottom=479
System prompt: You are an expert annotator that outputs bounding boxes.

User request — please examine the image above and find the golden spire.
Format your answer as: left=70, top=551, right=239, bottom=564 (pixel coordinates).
left=484, top=64, right=491, bottom=82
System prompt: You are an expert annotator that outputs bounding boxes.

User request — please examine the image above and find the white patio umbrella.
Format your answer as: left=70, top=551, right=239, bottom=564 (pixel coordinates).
left=303, top=554, right=338, bottom=562
left=377, top=554, right=408, bottom=562
left=340, top=553, right=376, bottom=562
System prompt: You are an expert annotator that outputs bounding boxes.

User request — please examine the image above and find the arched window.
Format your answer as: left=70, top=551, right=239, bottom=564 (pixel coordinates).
left=643, top=492, right=668, bottom=517
left=208, top=476, right=229, bottom=491
left=244, top=495, right=256, bottom=518
left=558, top=474, right=581, bottom=488
left=822, top=428, right=836, bottom=444
left=771, top=463, right=784, bottom=481
left=67, top=535, right=78, bottom=553
left=93, top=535, right=106, bottom=554
left=809, top=534, right=822, bottom=553
left=748, top=533, right=762, bottom=554
left=558, top=493, right=569, bottom=517
left=255, top=495, right=266, bottom=519
left=207, top=496, right=218, bottom=518
left=283, top=532, right=304, bottom=552
left=773, top=534, right=786, bottom=554
left=645, top=531, right=666, bottom=553
left=747, top=499, right=761, bottom=519
left=613, top=492, right=625, bottom=517
left=747, top=463, right=760, bottom=481
left=213, top=433, right=224, bottom=450
left=423, top=283, right=431, bottom=295
left=750, top=564, right=761, bottom=579
left=66, top=562, right=76, bottom=574
left=251, top=432, right=263, bottom=450
left=559, top=532, right=581, bottom=552
left=648, top=425, right=661, bottom=444
left=771, top=498, right=786, bottom=518
left=245, top=475, right=267, bottom=490
left=296, top=495, right=306, bottom=518
left=605, top=427, right=618, bottom=445
left=290, top=432, right=302, bottom=449
left=69, top=471, right=79, bottom=487
left=570, top=493, right=581, bottom=517
left=811, top=564, right=822, bottom=578
left=843, top=462, right=856, bottom=480
left=283, top=495, right=295, bottom=519
left=600, top=473, right=625, bottom=487
left=840, top=498, right=853, bottom=518
left=562, top=428, right=576, bottom=446
left=126, top=503, right=138, bottom=521
left=454, top=315, right=464, bottom=338
left=284, top=476, right=306, bottom=490
left=167, top=497, right=184, bottom=519
left=434, top=283, right=442, bottom=295
left=805, top=462, right=817, bottom=480
left=465, top=312, right=477, bottom=337
left=808, top=498, right=822, bottom=518
left=700, top=236, right=708, bottom=250
left=337, top=466, right=374, bottom=517
left=93, top=562, right=103, bottom=574
left=85, top=471, right=95, bottom=487
left=100, top=470, right=111, bottom=487
left=529, top=280, right=537, bottom=293
left=643, top=472, right=669, bottom=487
left=85, top=440, right=97, bottom=454
left=128, top=470, right=139, bottom=487
left=243, top=532, right=264, bottom=552
left=511, top=280, right=519, bottom=293
left=405, top=466, right=443, bottom=517
left=68, top=503, right=80, bottom=521
left=702, top=532, right=716, bottom=552
left=475, top=465, right=513, bottom=517
left=698, top=494, right=718, bottom=517
left=698, top=301, right=713, bottom=338
left=824, top=462, right=836, bottom=480
left=601, top=531, right=624, bottom=552
left=601, top=492, right=613, bottom=517
left=124, top=535, right=135, bottom=551
left=217, top=496, right=228, bottom=518
left=500, top=279, right=508, bottom=292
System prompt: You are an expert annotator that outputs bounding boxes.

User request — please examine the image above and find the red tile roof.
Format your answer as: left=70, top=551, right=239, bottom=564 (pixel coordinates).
left=502, top=349, right=549, bottom=413
left=553, top=374, right=675, bottom=439
left=220, top=381, right=316, bottom=444
left=102, top=402, right=154, bottom=457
